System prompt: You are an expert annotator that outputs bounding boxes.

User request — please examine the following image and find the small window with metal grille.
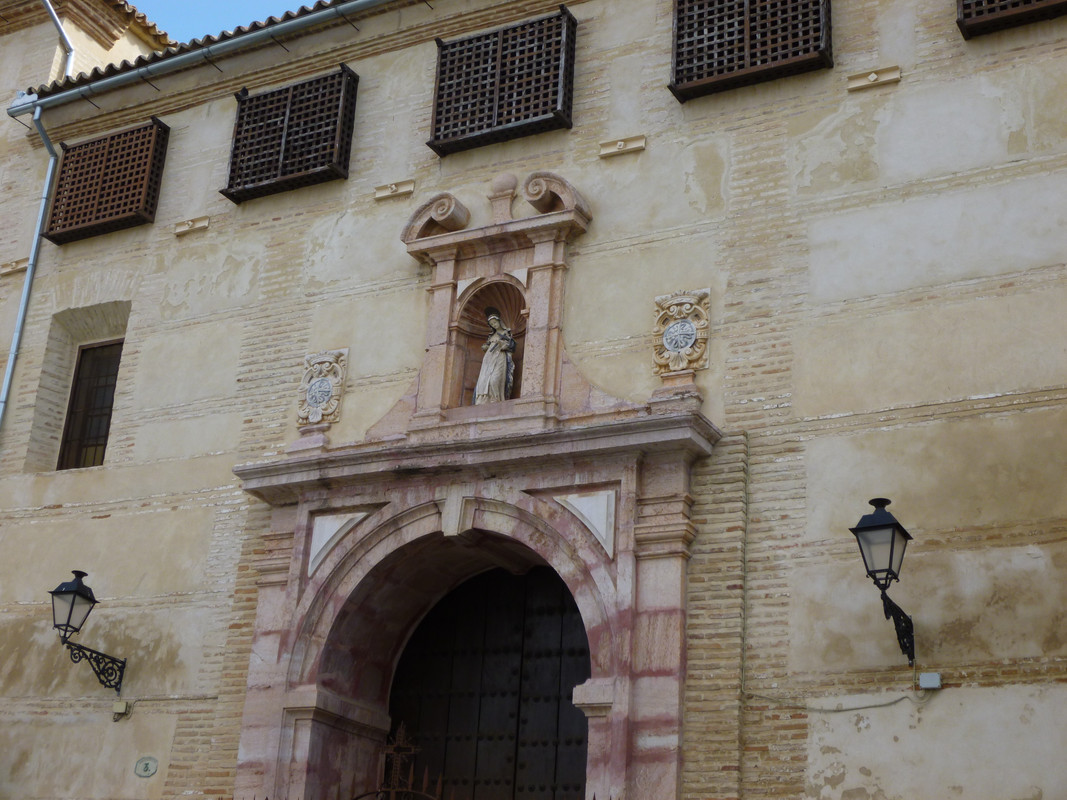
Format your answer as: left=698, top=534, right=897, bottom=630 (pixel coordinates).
left=57, top=340, right=123, bottom=471
left=43, top=119, right=169, bottom=245
left=669, top=0, right=833, bottom=102
left=957, top=0, right=1067, bottom=37
left=428, top=7, right=577, bottom=156
left=221, top=65, right=359, bottom=204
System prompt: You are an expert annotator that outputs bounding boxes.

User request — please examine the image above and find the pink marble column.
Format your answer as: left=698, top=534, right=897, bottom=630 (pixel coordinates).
left=515, top=229, right=566, bottom=418
left=630, top=452, right=698, bottom=799
left=411, top=245, right=458, bottom=425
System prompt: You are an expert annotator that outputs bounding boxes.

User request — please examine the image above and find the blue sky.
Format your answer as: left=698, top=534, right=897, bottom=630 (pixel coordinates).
left=132, top=0, right=300, bottom=44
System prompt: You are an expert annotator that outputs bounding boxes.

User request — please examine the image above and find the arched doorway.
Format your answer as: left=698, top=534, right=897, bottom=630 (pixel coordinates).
left=388, top=566, right=590, bottom=800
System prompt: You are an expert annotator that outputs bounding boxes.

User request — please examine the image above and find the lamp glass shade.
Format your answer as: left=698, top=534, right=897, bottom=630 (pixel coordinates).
left=850, top=499, right=912, bottom=591
left=49, top=571, right=96, bottom=638
left=853, top=525, right=909, bottom=589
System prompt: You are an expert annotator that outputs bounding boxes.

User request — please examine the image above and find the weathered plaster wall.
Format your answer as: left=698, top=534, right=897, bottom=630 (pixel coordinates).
left=805, top=686, right=1067, bottom=800
left=0, top=707, right=178, bottom=800
left=0, top=0, right=1065, bottom=797
left=0, top=20, right=62, bottom=103
left=0, top=22, right=57, bottom=278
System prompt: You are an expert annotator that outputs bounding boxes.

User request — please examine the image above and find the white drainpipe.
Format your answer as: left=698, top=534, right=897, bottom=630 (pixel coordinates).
left=0, top=0, right=401, bottom=433
left=0, top=107, right=59, bottom=431
left=41, top=0, right=76, bottom=78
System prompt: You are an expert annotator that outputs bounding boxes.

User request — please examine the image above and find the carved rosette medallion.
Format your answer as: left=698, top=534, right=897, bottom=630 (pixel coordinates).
left=653, top=289, right=710, bottom=374
left=298, top=349, right=348, bottom=427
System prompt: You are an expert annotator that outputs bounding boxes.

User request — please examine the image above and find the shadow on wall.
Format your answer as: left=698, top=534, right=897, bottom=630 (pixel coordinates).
left=0, top=612, right=186, bottom=696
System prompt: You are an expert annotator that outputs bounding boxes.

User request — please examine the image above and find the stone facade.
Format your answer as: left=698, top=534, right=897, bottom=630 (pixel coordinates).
left=1, top=1, right=1066, bottom=799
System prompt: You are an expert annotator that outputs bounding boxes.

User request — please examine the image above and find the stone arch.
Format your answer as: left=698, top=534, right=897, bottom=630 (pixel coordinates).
left=278, top=493, right=624, bottom=800
left=236, top=167, right=716, bottom=800
left=291, top=495, right=618, bottom=690
left=452, top=277, right=528, bottom=406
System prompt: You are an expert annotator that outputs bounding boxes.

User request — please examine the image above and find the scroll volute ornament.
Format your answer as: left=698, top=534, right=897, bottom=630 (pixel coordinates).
left=523, top=171, right=592, bottom=218
left=400, top=192, right=471, bottom=242
left=401, top=172, right=590, bottom=249
left=653, top=289, right=710, bottom=374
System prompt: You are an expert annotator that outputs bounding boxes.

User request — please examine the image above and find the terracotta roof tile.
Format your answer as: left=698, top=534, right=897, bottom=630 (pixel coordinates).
left=32, top=0, right=386, bottom=97
left=112, top=0, right=174, bottom=46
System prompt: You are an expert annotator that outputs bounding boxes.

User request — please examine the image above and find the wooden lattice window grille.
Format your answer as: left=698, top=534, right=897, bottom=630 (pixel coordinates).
left=428, top=7, right=577, bottom=156
left=221, top=65, right=359, bottom=204
left=957, top=0, right=1067, bottom=37
left=57, top=340, right=123, bottom=470
left=44, top=119, right=169, bottom=245
left=669, top=0, right=833, bottom=102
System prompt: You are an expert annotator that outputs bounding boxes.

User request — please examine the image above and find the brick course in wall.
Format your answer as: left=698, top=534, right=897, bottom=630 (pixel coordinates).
left=2, top=0, right=1066, bottom=798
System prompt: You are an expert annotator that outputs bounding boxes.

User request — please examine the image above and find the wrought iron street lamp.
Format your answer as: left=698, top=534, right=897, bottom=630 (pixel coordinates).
left=849, top=499, right=915, bottom=666
left=49, top=571, right=126, bottom=693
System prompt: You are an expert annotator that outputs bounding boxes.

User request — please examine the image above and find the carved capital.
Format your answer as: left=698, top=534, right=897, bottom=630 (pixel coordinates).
left=634, top=492, right=697, bottom=559
left=572, top=677, right=615, bottom=718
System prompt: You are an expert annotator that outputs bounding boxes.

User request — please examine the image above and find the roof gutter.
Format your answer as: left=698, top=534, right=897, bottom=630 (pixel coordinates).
left=41, top=0, right=76, bottom=78
left=8, top=0, right=398, bottom=118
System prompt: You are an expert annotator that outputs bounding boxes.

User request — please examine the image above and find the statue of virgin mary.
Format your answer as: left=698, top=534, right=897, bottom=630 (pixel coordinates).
left=474, top=307, right=516, bottom=404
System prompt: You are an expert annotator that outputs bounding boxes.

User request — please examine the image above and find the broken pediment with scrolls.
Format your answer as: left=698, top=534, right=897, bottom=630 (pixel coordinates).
left=352, top=170, right=702, bottom=446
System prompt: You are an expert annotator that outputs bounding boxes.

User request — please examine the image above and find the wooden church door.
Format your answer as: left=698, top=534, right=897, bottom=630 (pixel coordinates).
left=388, top=567, right=590, bottom=800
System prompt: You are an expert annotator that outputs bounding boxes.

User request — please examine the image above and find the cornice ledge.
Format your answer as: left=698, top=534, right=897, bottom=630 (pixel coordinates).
left=402, top=172, right=591, bottom=264
left=404, top=207, right=590, bottom=263
left=235, top=410, right=721, bottom=506
left=63, top=0, right=132, bottom=50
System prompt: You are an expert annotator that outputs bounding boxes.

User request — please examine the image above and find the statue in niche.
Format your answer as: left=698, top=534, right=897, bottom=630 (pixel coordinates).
left=474, top=307, right=516, bottom=404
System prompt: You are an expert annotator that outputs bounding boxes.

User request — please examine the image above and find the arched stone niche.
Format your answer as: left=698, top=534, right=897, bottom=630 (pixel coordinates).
left=234, top=171, right=722, bottom=800
left=453, top=277, right=528, bottom=406
left=400, top=172, right=592, bottom=436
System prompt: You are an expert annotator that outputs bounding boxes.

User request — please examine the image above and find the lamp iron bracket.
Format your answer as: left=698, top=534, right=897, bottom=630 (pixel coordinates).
left=65, top=641, right=126, bottom=694
left=880, top=590, right=915, bottom=666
